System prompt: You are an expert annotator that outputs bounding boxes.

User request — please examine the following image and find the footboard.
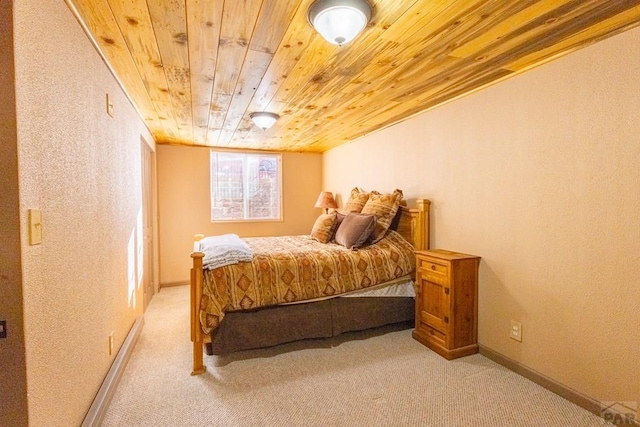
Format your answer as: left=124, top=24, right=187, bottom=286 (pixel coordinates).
left=190, top=249, right=206, bottom=375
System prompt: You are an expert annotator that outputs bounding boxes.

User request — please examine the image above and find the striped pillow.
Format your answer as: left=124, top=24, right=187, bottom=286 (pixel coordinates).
left=310, top=212, right=338, bottom=243
left=360, top=189, right=403, bottom=243
left=342, top=187, right=370, bottom=213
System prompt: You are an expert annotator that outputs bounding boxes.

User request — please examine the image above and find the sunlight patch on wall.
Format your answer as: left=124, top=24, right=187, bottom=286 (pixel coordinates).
left=136, top=207, right=143, bottom=289
left=128, top=207, right=145, bottom=308
left=128, top=226, right=136, bottom=309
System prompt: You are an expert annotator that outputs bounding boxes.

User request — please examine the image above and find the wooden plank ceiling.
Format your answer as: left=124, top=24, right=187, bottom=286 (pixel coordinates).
left=66, top=0, right=640, bottom=152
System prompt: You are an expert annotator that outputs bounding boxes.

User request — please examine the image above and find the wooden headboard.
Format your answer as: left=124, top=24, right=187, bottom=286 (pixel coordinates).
left=396, top=199, right=431, bottom=250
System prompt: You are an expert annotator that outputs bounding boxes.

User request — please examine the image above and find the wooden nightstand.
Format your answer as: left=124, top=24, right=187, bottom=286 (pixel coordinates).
left=413, top=249, right=480, bottom=360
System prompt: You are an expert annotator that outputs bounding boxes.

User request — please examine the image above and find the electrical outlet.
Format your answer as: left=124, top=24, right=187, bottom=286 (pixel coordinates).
left=108, top=332, right=115, bottom=355
left=510, top=320, right=522, bottom=342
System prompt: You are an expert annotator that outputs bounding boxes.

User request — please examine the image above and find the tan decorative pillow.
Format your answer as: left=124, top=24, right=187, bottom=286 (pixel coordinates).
left=342, top=187, right=370, bottom=213
left=310, top=212, right=338, bottom=243
left=361, top=189, right=403, bottom=243
left=334, top=212, right=376, bottom=249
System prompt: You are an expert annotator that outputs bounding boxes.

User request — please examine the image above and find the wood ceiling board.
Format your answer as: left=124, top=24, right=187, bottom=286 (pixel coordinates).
left=505, top=3, right=640, bottom=72
left=263, top=36, right=399, bottom=147
left=215, top=0, right=264, bottom=97
left=106, top=0, right=168, bottom=101
left=164, top=65, right=192, bottom=135
left=448, top=0, right=620, bottom=69
left=219, top=0, right=311, bottom=148
left=356, top=1, right=519, bottom=104
left=146, top=0, right=193, bottom=142
left=247, top=0, right=318, bottom=113
left=247, top=30, right=317, bottom=113
left=186, top=0, right=223, bottom=144
left=206, top=0, right=264, bottom=145
left=146, top=0, right=189, bottom=67
left=378, top=0, right=485, bottom=45
left=217, top=49, right=273, bottom=147
left=250, top=0, right=302, bottom=54
left=448, top=0, right=577, bottom=59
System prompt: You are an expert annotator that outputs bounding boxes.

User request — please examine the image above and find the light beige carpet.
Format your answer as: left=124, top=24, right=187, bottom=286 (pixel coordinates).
left=102, top=286, right=611, bottom=426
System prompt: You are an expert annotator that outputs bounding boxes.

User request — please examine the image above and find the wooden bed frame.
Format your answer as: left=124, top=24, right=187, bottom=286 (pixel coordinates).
left=190, top=199, right=430, bottom=375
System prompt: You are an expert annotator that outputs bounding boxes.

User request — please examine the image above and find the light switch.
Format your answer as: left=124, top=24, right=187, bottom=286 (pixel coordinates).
left=106, top=93, right=114, bottom=117
left=29, top=209, right=42, bottom=245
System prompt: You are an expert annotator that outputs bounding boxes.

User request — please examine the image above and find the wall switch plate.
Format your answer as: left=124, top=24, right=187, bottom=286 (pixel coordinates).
left=0, top=320, right=7, bottom=339
left=510, top=320, right=522, bottom=342
left=28, top=209, right=43, bottom=245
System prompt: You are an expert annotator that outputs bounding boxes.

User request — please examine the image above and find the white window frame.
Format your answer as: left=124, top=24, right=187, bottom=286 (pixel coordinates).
left=210, top=150, right=283, bottom=222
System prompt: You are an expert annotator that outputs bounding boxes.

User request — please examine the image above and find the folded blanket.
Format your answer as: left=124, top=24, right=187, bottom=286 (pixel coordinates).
left=199, top=234, right=253, bottom=270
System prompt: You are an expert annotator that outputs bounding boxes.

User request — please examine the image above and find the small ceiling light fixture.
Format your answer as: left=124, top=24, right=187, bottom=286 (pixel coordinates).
left=308, top=0, right=372, bottom=46
left=249, top=112, right=279, bottom=130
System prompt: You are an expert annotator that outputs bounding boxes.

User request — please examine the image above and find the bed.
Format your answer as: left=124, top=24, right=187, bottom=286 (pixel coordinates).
left=189, top=197, right=430, bottom=375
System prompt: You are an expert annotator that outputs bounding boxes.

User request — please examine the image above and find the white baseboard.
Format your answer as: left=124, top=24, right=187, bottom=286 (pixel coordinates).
left=82, top=316, right=144, bottom=426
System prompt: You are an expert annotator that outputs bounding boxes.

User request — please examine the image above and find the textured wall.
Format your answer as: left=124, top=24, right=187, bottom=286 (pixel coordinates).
left=0, top=2, right=28, bottom=425
left=157, top=145, right=322, bottom=284
left=324, top=28, right=640, bottom=407
left=13, top=0, right=154, bottom=425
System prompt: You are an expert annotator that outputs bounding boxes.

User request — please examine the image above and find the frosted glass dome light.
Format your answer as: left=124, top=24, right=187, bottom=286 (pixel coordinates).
left=308, top=0, right=372, bottom=46
left=249, top=112, right=280, bottom=130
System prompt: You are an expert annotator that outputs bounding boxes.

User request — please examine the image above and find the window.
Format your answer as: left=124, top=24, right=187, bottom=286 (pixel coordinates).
left=210, top=151, right=282, bottom=221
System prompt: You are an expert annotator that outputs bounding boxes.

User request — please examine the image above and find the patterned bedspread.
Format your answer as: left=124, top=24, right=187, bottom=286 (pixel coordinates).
left=199, top=230, right=415, bottom=334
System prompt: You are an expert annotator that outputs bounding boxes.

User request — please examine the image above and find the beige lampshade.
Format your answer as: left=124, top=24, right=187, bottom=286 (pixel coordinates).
left=314, top=191, right=338, bottom=212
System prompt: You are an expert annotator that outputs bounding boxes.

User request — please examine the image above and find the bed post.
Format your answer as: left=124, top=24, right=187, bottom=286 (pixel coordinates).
left=190, top=250, right=206, bottom=375
left=416, top=199, right=431, bottom=250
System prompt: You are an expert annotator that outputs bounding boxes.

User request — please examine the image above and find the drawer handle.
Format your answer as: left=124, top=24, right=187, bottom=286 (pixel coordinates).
left=429, top=329, right=435, bottom=335
left=444, top=316, right=449, bottom=324
left=430, top=264, right=436, bottom=270
left=444, top=288, right=450, bottom=295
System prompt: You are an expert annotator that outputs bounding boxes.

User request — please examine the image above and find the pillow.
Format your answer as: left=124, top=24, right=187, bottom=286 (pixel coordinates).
left=342, top=187, right=370, bottom=213
left=360, top=189, right=403, bottom=243
left=334, top=212, right=376, bottom=249
left=389, top=200, right=407, bottom=231
left=331, top=212, right=346, bottom=240
left=310, top=212, right=338, bottom=244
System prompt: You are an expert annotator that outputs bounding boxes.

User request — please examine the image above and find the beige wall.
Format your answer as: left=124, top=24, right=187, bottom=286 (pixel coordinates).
left=12, top=0, right=155, bottom=425
left=324, top=28, right=640, bottom=407
left=0, top=2, right=28, bottom=425
left=157, top=145, right=322, bottom=284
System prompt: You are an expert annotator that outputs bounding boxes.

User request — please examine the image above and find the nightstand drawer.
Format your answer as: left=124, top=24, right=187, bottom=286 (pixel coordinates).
left=418, top=259, right=449, bottom=285
left=418, top=321, right=447, bottom=346
left=420, top=310, right=449, bottom=334
left=418, top=258, right=448, bottom=275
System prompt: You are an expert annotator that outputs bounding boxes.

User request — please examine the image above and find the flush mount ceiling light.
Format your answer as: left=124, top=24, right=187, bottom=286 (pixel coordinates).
left=308, top=0, right=372, bottom=46
left=249, top=112, right=280, bottom=130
